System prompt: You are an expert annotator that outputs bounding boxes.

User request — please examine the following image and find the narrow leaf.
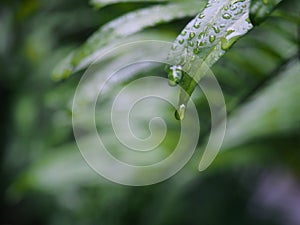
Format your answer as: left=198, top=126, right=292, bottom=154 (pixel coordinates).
left=52, top=2, right=206, bottom=80
left=250, top=0, right=283, bottom=25
left=167, top=0, right=253, bottom=117
left=223, top=60, right=300, bottom=149
left=90, top=0, right=168, bottom=9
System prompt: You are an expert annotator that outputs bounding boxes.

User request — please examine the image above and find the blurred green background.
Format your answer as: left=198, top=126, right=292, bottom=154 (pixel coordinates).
left=1, top=0, right=300, bottom=225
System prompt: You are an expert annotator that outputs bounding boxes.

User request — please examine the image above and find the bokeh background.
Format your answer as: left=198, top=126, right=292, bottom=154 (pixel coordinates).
left=1, top=0, right=300, bottom=225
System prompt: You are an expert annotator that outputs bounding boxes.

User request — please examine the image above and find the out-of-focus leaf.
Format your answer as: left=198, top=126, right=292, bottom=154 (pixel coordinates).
left=52, top=1, right=206, bottom=80
left=90, top=0, right=168, bottom=9
left=10, top=141, right=100, bottom=195
left=167, top=0, right=253, bottom=116
left=223, top=60, right=300, bottom=149
left=250, top=0, right=282, bottom=25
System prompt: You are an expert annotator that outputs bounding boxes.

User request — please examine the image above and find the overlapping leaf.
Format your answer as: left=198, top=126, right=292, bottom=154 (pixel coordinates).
left=250, top=0, right=283, bottom=25
left=167, top=0, right=253, bottom=115
left=90, top=0, right=168, bottom=9
left=52, top=1, right=206, bottom=80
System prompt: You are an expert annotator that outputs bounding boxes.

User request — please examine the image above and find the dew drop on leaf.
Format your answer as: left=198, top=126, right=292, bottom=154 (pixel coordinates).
left=213, top=26, right=220, bottom=33
left=209, top=35, right=216, bottom=43
left=194, top=23, right=201, bottom=29
left=175, top=104, right=186, bottom=120
left=198, top=14, right=205, bottom=19
left=222, top=13, right=232, bottom=19
left=189, top=32, right=196, bottom=40
left=189, top=41, right=195, bottom=47
left=193, top=48, right=200, bottom=54
left=167, top=65, right=183, bottom=86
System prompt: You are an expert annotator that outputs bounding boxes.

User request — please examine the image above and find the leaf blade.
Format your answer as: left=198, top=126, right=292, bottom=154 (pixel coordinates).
left=90, top=0, right=168, bottom=9
left=167, top=0, right=253, bottom=112
left=250, top=0, right=283, bottom=25
left=52, top=2, right=207, bottom=80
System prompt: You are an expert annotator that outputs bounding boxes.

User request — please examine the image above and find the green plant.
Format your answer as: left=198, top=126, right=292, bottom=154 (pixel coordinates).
left=2, top=0, right=300, bottom=224
left=16, top=0, right=300, bottom=204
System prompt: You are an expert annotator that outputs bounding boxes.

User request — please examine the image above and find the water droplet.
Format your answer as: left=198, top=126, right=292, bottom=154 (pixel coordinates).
left=230, top=0, right=246, bottom=4
left=179, top=39, right=184, bottom=45
left=188, top=41, right=195, bottom=47
left=222, top=13, right=232, bottom=19
left=198, top=32, right=204, bottom=39
left=188, top=32, right=196, bottom=40
left=198, top=41, right=205, bottom=47
left=193, top=23, right=201, bottom=29
left=230, top=4, right=237, bottom=10
left=213, top=26, right=220, bottom=33
left=167, top=65, right=183, bottom=86
left=180, top=30, right=187, bottom=36
left=234, top=9, right=243, bottom=15
left=193, top=48, right=200, bottom=54
left=175, top=104, right=186, bottom=120
left=198, top=14, right=205, bottom=19
left=209, top=35, right=216, bottom=43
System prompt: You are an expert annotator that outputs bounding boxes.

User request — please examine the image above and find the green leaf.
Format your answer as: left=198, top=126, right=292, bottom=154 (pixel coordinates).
left=90, top=0, right=168, bottom=9
left=52, top=1, right=206, bottom=81
left=9, top=143, right=96, bottom=194
left=167, top=0, right=253, bottom=117
left=250, top=0, right=283, bottom=25
left=223, top=60, right=300, bottom=149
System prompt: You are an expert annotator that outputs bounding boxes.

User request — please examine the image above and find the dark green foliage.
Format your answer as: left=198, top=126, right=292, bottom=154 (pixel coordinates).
left=1, top=0, right=300, bottom=224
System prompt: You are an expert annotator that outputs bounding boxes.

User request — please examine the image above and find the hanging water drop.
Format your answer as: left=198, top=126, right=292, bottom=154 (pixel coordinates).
left=175, top=104, right=186, bottom=120
left=167, top=65, right=183, bottom=86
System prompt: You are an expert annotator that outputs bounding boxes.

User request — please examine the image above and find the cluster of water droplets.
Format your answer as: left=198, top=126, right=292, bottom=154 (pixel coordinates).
left=169, top=0, right=252, bottom=66
left=166, top=0, right=252, bottom=120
